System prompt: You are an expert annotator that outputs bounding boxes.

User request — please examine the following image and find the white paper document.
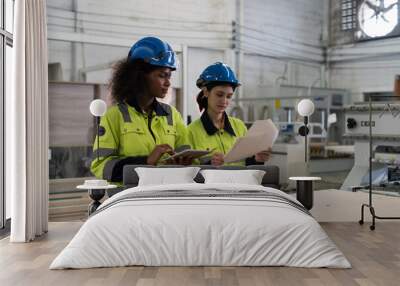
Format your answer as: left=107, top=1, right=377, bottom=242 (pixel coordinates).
left=224, top=119, right=279, bottom=163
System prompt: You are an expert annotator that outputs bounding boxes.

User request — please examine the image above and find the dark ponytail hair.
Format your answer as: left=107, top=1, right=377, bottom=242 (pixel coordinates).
left=110, top=58, right=160, bottom=104
left=196, top=83, right=237, bottom=112
left=196, top=90, right=208, bottom=112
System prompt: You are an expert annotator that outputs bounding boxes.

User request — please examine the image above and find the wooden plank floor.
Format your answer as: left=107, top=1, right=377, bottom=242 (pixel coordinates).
left=1, top=222, right=400, bottom=286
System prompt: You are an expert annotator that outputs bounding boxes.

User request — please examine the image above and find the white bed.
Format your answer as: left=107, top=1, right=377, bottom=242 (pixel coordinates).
left=50, top=183, right=351, bottom=269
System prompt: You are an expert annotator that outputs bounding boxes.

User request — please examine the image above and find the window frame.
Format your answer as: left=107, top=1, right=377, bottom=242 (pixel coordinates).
left=341, top=0, right=358, bottom=31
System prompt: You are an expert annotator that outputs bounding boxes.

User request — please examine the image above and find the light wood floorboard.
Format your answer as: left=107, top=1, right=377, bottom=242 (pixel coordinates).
left=1, top=222, right=400, bottom=286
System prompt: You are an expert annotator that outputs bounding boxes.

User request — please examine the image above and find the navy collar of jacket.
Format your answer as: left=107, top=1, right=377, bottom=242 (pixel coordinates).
left=200, top=111, right=236, bottom=136
left=127, top=97, right=170, bottom=116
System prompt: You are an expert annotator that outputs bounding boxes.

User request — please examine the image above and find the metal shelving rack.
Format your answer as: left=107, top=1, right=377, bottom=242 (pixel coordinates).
left=359, top=96, right=400, bottom=230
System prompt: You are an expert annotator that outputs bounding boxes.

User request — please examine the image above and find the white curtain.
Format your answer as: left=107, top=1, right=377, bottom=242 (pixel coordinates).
left=9, top=0, right=49, bottom=242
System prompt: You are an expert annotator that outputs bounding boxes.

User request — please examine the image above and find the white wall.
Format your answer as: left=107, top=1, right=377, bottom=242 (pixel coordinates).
left=47, top=0, right=234, bottom=82
left=328, top=0, right=400, bottom=102
left=47, top=0, right=327, bottom=120
left=238, top=0, right=326, bottom=121
left=240, top=0, right=326, bottom=99
left=242, top=0, right=325, bottom=62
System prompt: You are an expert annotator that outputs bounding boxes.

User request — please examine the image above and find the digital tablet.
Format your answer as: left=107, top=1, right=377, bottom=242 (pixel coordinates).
left=161, top=149, right=211, bottom=161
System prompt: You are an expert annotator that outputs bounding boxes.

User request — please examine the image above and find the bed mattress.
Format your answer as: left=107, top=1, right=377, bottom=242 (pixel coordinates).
left=50, top=183, right=350, bottom=269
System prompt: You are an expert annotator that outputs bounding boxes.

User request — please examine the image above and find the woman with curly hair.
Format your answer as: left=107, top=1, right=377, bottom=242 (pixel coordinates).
left=90, top=37, right=190, bottom=183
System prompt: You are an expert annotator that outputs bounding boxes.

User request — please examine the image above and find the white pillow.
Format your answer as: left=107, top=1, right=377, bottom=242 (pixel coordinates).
left=200, top=169, right=266, bottom=185
left=135, top=167, right=201, bottom=186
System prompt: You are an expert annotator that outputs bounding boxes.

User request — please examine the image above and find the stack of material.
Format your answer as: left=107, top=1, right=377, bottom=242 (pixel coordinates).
left=49, top=177, right=94, bottom=221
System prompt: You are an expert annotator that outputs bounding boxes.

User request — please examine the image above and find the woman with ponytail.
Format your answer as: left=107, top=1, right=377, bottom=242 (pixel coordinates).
left=188, top=62, right=271, bottom=166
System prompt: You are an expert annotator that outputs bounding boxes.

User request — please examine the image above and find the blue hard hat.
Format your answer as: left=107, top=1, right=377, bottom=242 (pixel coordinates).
left=196, top=62, right=240, bottom=88
left=128, top=37, right=177, bottom=70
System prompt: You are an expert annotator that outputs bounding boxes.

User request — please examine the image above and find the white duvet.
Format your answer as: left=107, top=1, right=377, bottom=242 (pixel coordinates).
left=50, top=183, right=351, bottom=269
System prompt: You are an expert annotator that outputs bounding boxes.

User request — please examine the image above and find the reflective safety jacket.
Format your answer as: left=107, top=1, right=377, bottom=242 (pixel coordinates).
left=187, top=112, right=254, bottom=166
left=90, top=100, right=189, bottom=182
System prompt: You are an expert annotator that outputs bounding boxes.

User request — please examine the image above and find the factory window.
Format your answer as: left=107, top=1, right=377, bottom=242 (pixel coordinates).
left=1, top=0, right=14, bottom=232
left=341, top=0, right=357, bottom=31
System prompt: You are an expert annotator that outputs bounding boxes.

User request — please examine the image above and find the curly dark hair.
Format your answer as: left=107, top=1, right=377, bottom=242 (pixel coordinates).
left=110, top=58, right=160, bottom=103
left=196, top=83, right=237, bottom=112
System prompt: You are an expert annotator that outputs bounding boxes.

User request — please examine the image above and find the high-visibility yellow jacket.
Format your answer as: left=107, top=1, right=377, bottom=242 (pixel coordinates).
left=90, top=100, right=189, bottom=182
left=187, top=111, right=250, bottom=166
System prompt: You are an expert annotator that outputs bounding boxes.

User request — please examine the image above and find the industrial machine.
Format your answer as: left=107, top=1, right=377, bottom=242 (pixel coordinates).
left=341, top=102, right=400, bottom=191
left=228, top=85, right=351, bottom=189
